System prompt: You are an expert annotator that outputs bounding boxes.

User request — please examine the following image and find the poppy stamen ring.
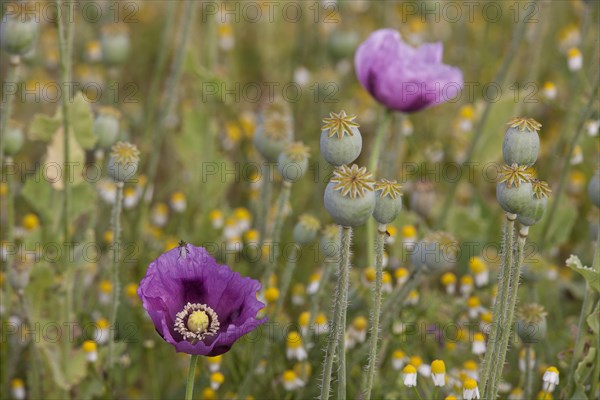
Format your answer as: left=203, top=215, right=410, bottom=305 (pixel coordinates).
left=174, top=302, right=220, bottom=343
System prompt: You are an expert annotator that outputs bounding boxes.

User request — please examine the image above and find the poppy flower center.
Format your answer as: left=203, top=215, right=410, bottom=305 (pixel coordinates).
left=174, top=302, right=220, bottom=343
left=187, top=311, right=209, bottom=333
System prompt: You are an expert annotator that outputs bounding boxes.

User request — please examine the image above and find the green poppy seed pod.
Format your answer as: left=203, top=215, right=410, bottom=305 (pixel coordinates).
left=519, top=264, right=540, bottom=284
left=516, top=303, right=547, bottom=344
left=107, top=141, right=140, bottom=182
left=410, top=231, right=458, bottom=272
left=94, top=107, right=121, bottom=148
left=4, top=121, right=24, bottom=156
left=253, top=114, right=293, bottom=162
left=409, top=180, right=435, bottom=219
left=372, top=179, right=403, bottom=224
left=324, top=164, right=375, bottom=227
left=278, top=142, right=310, bottom=182
left=588, top=172, right=600, bottom=208
left=9, top=264, right=31, bottom=291
left=327, top=30, right=359, bottom=60
left=293, top=214, right=321, bottom=245
left=496, top=164, right=534, bottom=215
left=503, top=117, right=541, bottom=167
left=0, top=6, right=39, bottom=56
left=101, top=24, right=130, bottom=66
left=517, top=180, right=551, bottom=227
left=320, top=111, right=362, bottom=166
left=320, top=224, right=340, bottom=259
left=589, top=218, right=599, bottom=240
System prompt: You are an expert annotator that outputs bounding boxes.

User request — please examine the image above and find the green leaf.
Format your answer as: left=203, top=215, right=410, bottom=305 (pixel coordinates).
left=21, top=169, right=62, bottom=232
left=530, top=195, right=577, bottom=248
left=587, top=302, right=599, bottom=334
left=25, top=266, right=61, bottom=332
left=20, top=171, right=95, bottom=234
left=473, top=93, right=521, bottom=165
left=572, top=347, right=596, bottom=400
left=29, top=112, right=61, bottom=142
left=566, top=255, right=600, bottom=293
left=175, top=107, right=231, bottom=213
left=445, top=203, right=488, bottom=242
left=69, top=183, right=97, bottom=222
left=46, top=127, right=86, bottom=188
left=37, top=342, right=88, bottom=390
left=79, top=378, right=105, bottom=400
left=71, top=92, right=96, bottom=149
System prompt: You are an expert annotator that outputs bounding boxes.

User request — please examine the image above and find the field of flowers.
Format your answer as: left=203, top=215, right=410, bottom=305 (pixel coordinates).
left=1, top=1, right=599, bottom=399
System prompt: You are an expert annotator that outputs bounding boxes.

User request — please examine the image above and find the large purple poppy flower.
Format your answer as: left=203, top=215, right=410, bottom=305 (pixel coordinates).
left=355, top=29, right=464, bottom=113
left=138, top=245, right=266, bottom=356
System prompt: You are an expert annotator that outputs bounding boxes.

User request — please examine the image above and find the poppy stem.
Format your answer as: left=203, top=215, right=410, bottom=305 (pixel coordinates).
left=259, top=165, right=274, bottom=241
left=0, top=56, right=20, bottom=169
left=261, top=180, right=292, bottom=284
left=366, top=109, right=392, bottom=269
left=56, top=2, right=74, bottom=395
left=486, top=220, right=528, bottom=399
left=185, top=355, right=199, bottom=400
left=563, top=233, right=599, bottom=398
left=108, top=182, right=124, bottom=378
left=337, top=226, right=352, bottom=400
left=0, top=57, right=21, bottom=399
left=319, top=226, right=351, bottom=400
left=436, top=6, right=530, bottom=229
left=540, top=71, right=599, bottom=248
left=481, top=214, right=515, bottom=396
left=523, top=345, right=534, bottom=400
left=274, top=243, right=299, bottom=316
left=306, top=258, right=335, bottom=347
left=377, top=269, right=421, bottom=337
left=1, top=161, right=16, bottom=396
left=135, top=0, right=195, bottom=237
left=363, top=224, right=386, bottom=400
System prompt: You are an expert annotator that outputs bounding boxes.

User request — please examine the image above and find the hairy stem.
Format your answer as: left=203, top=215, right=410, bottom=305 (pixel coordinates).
left=259, top=166, right=274, bottom=241
left=108, top=182, right=124, bottom=379
left=261, top=181, right=292, bottom=284
left=436, top=8, right=530, bottom=229
left=366, top=109, right=392, bottom=267
left=540, top=72, right=599, bottom=248
left=564, top=233, right=600, bottom=397
left=307, top=259, right=334, bottom=345
left=135, top=0, right=195, bottom=234
left=377, top=269, right=421, bottom=336
left=143, top=1, right=177, bottom=143
left=488, top=224, right=527, bottom=399
left=481, top=215, right=515, bottom=395
left=319, top=226, right=348, bottom=400
left=1, top=163, right=16, bottom=397
left=364, top=225, right=386, bottom=400
left=273, top=244, right=299, bottom=316
left=524, top=345, right=534, bottom=400
left=0, top=56, right=20, bottom=167
left=337, top=227, right=352, bottom=400
left=56, top=1, right=74, bottom=388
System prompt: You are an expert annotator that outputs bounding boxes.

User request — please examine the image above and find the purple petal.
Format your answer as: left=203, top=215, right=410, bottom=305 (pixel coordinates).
left=138, top=245, right=266, bottom=356
left=354, top=28, right=463, bottom=112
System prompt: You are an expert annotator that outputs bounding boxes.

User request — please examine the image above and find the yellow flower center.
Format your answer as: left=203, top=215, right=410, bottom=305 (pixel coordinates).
left=187, top=310, right=209, bottom=333
left=431, top=360, right=446, bottom=374
left=82, top=340, right=97, bottom=353
left=403, top=364, right=416, bottom=374
left=463, top=378, right=478, bottom=390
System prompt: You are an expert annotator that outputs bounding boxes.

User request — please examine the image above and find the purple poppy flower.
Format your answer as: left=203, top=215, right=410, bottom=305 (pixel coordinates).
left=138, top=244, right=266, bottom=356
left=355, top=29, right=463, bottom=113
